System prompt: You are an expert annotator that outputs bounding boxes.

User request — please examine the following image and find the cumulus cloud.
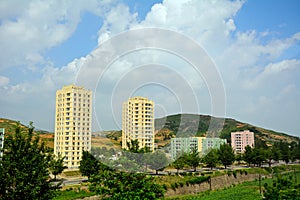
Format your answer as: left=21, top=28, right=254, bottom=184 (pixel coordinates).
left=0, top=0, right=112, bottom=70
left=0, top=0, right=300, bottom=136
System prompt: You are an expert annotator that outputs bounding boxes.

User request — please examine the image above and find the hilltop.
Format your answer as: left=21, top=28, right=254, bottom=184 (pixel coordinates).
left=154, top=114, right=300, bottom=148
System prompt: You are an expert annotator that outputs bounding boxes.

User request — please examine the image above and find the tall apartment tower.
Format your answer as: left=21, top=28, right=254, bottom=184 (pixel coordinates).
left=122, top=97, right=155, bottom=152
left=231, top=130, right=255, bottom=154
left=54, top=84, right=92, bottom=169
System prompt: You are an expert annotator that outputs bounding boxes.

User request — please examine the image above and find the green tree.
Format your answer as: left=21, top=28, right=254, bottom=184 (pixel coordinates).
left=252, top=148, right=267, bottom=167
left=172, top=154, right=186, bottom=173
left=148, top=150, right=169, bottom=174
left=89, top=170, right=165, bottom=199
left=243, top=145, right=253, bottom=166
left=49, top=154, right=66, bottom=180
left=278, top=141, right=291, bottom=164
left=185, top=148, right=201, bottom=171
left=202, top=148, right=219, bottom=170
left=0, top=122, right=59, bottom=200
left=218, top=143, right=235, bottom=169
left=126, top=139, right=140, bottom=153
left=79, top=151, right=100, bottom=179
left=265, top=145, right=280, bottom=167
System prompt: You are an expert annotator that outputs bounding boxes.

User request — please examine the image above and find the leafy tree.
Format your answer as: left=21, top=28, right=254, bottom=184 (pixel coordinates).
left=252, top=148, right=267, bottom=167
left=290, top=141, right=300, bottom=161
left=172, top=154, right=186, bottom=173
left=79, top=151, right=100, bottom=179
left=148, top=150, right=169, bottom=174
left=0, top=122, right=59, bottom=200
left=243, top=145, right=253, bottom=166
left=278, top=141, right=291, bottom=164
left=185, top=147, right=201, bottom=171
left=114, top=156, right=141, bottom=172
left=202, top=148, right=219, bottom=170
left=89, top=170, right=165, bottom=199
left=218, top=143, right=235, bottom=169
left=265, top=146, right=280, bottom=167
left=122, top=139, right=152, bottom=171
left=49, top=154, right=67, bottom=180
left=126, top=139, right=140, bottom=153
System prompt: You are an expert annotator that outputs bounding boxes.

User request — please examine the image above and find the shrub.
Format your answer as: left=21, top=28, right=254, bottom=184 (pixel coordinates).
left=233, top=170, right=237, bottom=178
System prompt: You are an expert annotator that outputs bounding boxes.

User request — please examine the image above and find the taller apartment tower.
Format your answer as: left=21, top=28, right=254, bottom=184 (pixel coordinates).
left=122, top=97, right=155, bottom=152
left=54, top=84, right=92, bottom=169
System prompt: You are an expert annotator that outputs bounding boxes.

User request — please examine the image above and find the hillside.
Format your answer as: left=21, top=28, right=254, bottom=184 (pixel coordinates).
left=1, top=114, right=299, bottom=150
left=0, top=118, right=54, bottom=149
left=155, top=114, right=300, bottom=148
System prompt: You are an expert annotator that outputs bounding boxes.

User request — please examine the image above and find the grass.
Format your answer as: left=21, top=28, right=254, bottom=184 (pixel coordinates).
left=166, top=170, right=300, bottom=200
left=53, top=189, right=96, bottom=200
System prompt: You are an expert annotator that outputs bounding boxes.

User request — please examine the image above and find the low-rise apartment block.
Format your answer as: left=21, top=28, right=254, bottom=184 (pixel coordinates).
left=170, top=137, right=205, bottom=160
left=201, top=137, right=227, bottom=154
left=231, top=130, right=255, bottom=153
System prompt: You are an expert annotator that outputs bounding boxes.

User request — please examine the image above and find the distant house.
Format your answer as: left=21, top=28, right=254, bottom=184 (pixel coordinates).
left=170, top=137, right=205, bottom=160
left=201, top=137, right=227, bottom=154
left=0, top=128, right=4, bottom=158
left=231, top=130, right=255, bottom=154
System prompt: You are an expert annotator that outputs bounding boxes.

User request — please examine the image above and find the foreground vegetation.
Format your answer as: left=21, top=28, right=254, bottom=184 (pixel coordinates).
left=1, top=122, right=300, bottom=200
left=0, top=123, right=65, bottom=199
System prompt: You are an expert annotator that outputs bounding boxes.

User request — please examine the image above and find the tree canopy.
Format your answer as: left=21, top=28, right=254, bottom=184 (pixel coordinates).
left=218, top=143, right=235, bottom=169
left=202, top=148, right=219, bottom=170
left=0, top=122, right=59, bottom=200
left=89, top=170, right=165, bottom=199
left=79, top=150, right=102, bottom=179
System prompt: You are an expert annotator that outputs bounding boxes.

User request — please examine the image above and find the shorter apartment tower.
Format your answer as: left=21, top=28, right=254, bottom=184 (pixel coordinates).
left=202, top=138, right=227, bottom=154
left=122, top=97, right=154, bottom=151
left=0, top=128, right=4, bottom=158
left=231, top=130, right=255, bottom=153
left=170, top=137, right=205, bottom=160
left=54, top=84, right=92, bottom=169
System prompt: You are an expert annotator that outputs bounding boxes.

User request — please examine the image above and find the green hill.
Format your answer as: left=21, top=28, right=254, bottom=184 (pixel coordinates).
left=155, top=114, right=300, bottom=147
left=0, top=118, right=54, bottom=149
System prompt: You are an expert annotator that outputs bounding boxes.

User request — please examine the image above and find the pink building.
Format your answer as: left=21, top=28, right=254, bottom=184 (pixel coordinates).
left=231, top=130, right=255, bottom=153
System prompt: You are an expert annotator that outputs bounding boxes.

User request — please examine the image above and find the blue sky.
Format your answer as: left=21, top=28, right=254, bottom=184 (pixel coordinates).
left=0, top=0, right=299, bottom=137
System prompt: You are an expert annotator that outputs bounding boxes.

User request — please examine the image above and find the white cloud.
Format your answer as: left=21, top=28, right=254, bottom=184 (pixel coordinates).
left=0, top=0, right=300, bottom=136
left=0, top=75, right=9, bottom=87
left=243, top=59, right=300, bottom=90
left=0, top=0, right=112, bottom=70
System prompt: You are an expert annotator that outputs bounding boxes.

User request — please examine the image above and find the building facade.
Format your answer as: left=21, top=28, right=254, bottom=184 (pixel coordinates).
left=170, top=137, right=205, bottom=160
left=54, top=84, right=92, bottom=169
left=0, top=128, right=4, bottom=158
left=231, top=130, right=255, bottom=154
left=122, top=97, right=154, bottom=152
left=202, top=137, right=227, bottom=154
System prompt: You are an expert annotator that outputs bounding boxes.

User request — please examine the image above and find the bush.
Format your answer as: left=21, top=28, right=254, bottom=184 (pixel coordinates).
left=233, top=171, right=237, bottom=178
left=187, top=176, right=210, bottom=185
left=171, top=183, right=177, bottom=191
